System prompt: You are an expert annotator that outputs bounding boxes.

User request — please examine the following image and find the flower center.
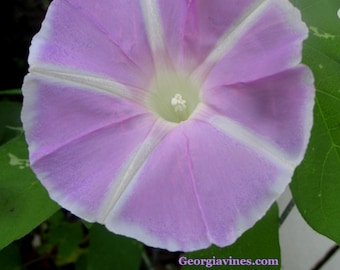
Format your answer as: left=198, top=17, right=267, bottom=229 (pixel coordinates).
left=145, top=70, right=200, bottom=123
left=171, top=93, right=187, bottom=112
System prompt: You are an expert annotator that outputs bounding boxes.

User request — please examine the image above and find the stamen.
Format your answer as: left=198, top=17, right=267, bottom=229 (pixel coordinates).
left=171, top=93, right=187, bottom=112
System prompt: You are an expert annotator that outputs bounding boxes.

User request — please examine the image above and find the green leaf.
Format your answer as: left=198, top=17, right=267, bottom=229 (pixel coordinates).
left=0, top=89, right=22, bottom=96
left=44, top=212, right=85, bottom=266
left=183, top=203, right=280, bottom=270
left=0, top=101, right=23, bottom=146
left=81, top=219, right=94, bottom=229
left=0, top=135, right=60, bottom=250
left=87, top=224, right=143, bottom=270
left=76, top=254, right=88, bottom=270
left=0, top=243, right=22, bottom=270
left=290, top=0, right=340, bottom=244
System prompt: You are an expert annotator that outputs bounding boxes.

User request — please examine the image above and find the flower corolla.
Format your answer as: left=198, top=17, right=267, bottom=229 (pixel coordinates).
left=22, top=0, right=315, bottom=251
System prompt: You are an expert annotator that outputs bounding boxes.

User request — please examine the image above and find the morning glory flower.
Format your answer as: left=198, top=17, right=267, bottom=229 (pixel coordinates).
left=21, top=0, right=315, bottom=252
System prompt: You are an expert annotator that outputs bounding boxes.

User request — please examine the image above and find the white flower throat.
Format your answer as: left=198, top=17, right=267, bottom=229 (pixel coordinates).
left=145, top=70, right=200, bottom=123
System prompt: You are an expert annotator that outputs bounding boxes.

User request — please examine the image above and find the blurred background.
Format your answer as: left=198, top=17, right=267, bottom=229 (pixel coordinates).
left=1, top=0, right=51, bottom=91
